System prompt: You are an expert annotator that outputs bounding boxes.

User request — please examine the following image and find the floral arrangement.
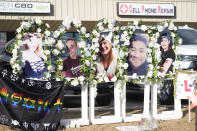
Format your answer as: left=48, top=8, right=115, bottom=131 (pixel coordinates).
left=88, top=18, right=122, bottom=85
left=10, top=18, right=53, bottom=79
left=150, top=20, right=182, bottom=82
left=53, top=16, right=89, bottom=85
left=120, top=20, right=159, bottom=83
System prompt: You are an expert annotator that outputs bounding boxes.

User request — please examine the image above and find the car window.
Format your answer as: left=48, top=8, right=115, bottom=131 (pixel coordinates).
left=177, top=29, right=197, bottom=45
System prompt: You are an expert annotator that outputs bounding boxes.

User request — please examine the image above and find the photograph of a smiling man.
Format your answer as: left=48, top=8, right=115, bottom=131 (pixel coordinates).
left=127, top=34, right=148, bottom=76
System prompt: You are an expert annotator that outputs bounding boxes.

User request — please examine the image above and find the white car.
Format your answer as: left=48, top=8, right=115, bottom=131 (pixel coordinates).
left=177, top=25, right=197, bottom=70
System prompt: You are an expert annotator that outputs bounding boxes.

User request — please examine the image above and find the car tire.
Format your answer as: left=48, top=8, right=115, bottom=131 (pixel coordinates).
left=158, top=80, right=174, bottom=105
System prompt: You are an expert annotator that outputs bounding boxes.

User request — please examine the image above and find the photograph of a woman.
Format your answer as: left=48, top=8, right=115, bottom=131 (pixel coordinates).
left=95, top=32, right=117, bottom=75
left=21, top=33, right=47, bottom=79
left=160, top=32, right=175, bottom=74
left=127, top=34, right=148, bottom=76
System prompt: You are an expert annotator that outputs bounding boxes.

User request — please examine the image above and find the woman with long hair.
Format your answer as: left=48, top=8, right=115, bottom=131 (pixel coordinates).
left=96, top=32, right=117, bottom=75
left=21, top=33, right=47, bottom=79
left=160, top=32, right=175, bottom=74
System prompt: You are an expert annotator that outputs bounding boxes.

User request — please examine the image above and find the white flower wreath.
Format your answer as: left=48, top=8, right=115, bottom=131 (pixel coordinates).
left=151, top=20, right=181, bottom=81
left=88, top=18, right=122, bottom=84
left=10, top=18, right=53, bottom=80
left=120, top=20, right=157, bottom=83
left=53, top=16, right=89, bottom=86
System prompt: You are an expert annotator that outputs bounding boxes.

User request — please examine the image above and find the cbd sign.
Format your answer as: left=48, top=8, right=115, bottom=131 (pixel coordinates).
left=15, top=3, right=33, bottom=8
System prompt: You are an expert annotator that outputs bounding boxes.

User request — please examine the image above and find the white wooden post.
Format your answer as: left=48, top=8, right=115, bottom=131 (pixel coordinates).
left=89, top=81, right=122, bottom=124
left=151, top=82, right=183, bottom=120
left=60, top=84, right=89, bottom=128
left=123, top=79, right=151, bottom=122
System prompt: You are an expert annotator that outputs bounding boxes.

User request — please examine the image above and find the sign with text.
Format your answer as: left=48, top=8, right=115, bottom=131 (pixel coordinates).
left=0, top=2, right=50, bottom=13
left=175, top=71, right=197, bottom=99
left=118, top=3, right=174, bottom=16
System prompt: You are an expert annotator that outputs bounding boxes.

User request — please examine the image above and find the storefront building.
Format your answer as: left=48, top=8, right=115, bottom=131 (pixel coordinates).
left=0, top=0, right=197, bottom=47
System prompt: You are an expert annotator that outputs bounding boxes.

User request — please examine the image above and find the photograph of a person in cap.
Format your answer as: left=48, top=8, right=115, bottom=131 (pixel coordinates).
left=95, top=32, right=117, bottom=75
left=159, top=32, right=175, bottom=74
left=127, top=34, right=148, bottom=76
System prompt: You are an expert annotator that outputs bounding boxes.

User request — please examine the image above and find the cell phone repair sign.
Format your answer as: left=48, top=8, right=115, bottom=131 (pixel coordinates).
left=118, top=3, right=175, bottom=16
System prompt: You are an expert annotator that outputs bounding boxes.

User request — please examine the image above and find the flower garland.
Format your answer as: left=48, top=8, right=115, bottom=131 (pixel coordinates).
left=52, top=16, right=89, bottom=86
left=120, top=20, right=158, bottom=83
left=10, top=18, right=53, bottom=79
left=150, top=20, right=181, bottom=82
left=88, top=18, right=122, bottom=84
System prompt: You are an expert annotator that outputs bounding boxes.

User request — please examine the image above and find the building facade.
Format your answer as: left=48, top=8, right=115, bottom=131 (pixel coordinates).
left=0, top=0, right=197, bottom=44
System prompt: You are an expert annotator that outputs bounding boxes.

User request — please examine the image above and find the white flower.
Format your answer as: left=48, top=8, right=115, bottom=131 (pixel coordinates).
left=97, top=22, right=102, bottom=27
left=58, top=65, right=63, bottom=70
left=45, top=30, right=51, bottom=37
left=47, top=65, right=53, bottom=71
left=80, top=27, right=86, bottom=34
left=132, top=73, right=138, bottom=79
left=10, top=58, right=16, bottom=64
left=85, top=33, right=90, bottom=38
left=85, top=60, right=90, bottom=66
left=35, top=18, right=42, bottom=25
left=73, top=18, right=82, bottom=28
left=147, top=57, right=152, bottom=63
left=54, top=31, right=60, bottom=38
left=66, top=77, right=71, bottom=82
left=71, top=79, right=79, bottom=86
left=78, top=41, right=86, bottom=48
left=56, top=78, right=61, bottom=81
left=98, top=77, right=103, bottom=83
left=92, top=38, right=99, bottom=43
left=157, top=25, right=164, bottom=32
left=16, top=27, right=22, bottom=33
left=168, top=22, right=174, bottom=30
left=123, top=63, right=128, bottom=69
left=59, top=26, right=65, bottom=33
left=103, top=19, right=107, bottom=24
left=53, top=49, right=60, bottom=56
left=174, top=26, right=177, bottom=31
left=164, top=22, right=168, bottom=28
left=124, top=40, right=130, bottom=46
left=171, top=32, right=175, bottom=38
left=134, top=20, right=138, bottom=26
left=141, top=25, right=147, bottom=31
left=36, top=28, right=41, bottom=33
left=62, top=16, right=72, bottom=28
left=108, top=24, right=113, bottom=30
left=92, top=55, right=97, bottom=60
left=148, top=64, right=153, bottom=70
left=17, top=34, right=22, bottom=39
left=13, top=63, right=21, bottom=70
left=111, top=76, right=117, bottom=82
left=148, top=30, right=152, bottom=34
left=79, top=76, right=85, bottom=82
left=56, top=40, right=64, bottom=50
left=98, top=26, right=104, bottom=31
left=147, top=71, right=153, bottom=77
left=12, top=48, right=18, bottom=56
left=104, top=76, right=109, bottom=82
left=119, top=50, right=125, bottom=58
left=95, top=48, right=99, bottom=53
left=156, top=32, right=160, bottom=38
left=46, top=23, right=50, bottom=28
left=46, top=73, right=51, bottom=79
left=44, top=50, right=50, bottom=55
left=42, top=55, right=47, bottom=61
left=92, top=30, right=98, bottom=36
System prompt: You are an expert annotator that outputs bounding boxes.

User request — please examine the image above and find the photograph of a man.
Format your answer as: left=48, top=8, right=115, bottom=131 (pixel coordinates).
left=62, top=38, right=82, bottom=78
left=127, top=34, right=148, bottom=76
